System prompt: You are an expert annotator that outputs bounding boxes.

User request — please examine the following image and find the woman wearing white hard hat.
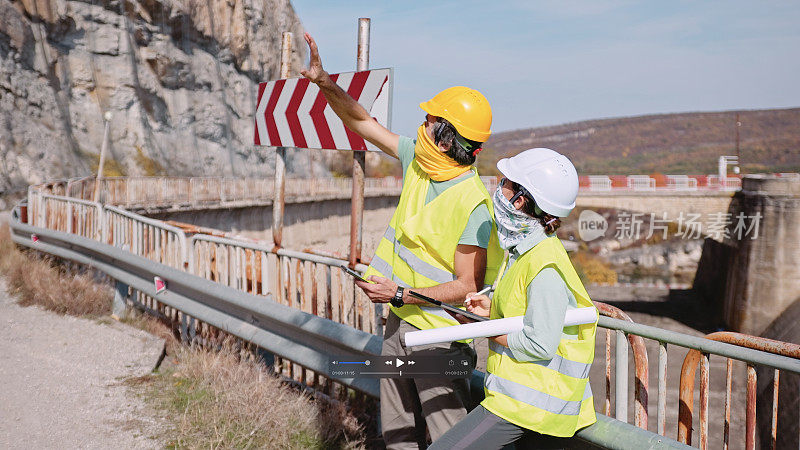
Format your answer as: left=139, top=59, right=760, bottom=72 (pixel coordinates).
left=430, top=148, right=598, bottom=449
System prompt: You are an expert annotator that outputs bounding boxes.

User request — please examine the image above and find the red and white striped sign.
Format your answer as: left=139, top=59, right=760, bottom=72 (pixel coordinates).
left=254, top=68, right=392, bottom=151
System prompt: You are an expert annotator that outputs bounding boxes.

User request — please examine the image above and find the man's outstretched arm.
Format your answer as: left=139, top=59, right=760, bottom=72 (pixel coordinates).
left=300, top=33, right=400, bottom=158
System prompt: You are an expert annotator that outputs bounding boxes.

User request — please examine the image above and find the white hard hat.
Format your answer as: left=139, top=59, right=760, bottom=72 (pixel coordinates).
left=496, top=148, right=579, bottom=217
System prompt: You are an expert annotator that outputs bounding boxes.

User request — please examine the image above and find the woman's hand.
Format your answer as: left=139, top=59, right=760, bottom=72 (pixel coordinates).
left=464, top=293, right=491, bottom=318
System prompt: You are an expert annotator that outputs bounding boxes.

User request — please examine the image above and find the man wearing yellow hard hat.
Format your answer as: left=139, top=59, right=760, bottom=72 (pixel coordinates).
left=301, top=33, right=502, bottom=449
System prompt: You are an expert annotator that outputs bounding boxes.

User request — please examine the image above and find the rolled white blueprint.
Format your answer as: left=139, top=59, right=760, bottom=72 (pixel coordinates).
left=404, top=307, right=598, bottom=347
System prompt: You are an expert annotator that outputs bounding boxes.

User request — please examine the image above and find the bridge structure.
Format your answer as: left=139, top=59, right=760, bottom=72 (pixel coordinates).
left=10, top=174, right=800, bottom=449
left=41, top=173, right=758, bottom=214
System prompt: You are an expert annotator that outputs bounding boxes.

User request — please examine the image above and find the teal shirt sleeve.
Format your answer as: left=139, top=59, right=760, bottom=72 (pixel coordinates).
left=458, top=204, right=492, bottom=248
left=506, top=267, right=572, bottom=362
left=397, top=136, right=416, bottom=178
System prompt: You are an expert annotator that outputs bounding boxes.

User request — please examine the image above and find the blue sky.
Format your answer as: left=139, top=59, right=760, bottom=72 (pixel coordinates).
left=291, top=1, right=800, bottom=136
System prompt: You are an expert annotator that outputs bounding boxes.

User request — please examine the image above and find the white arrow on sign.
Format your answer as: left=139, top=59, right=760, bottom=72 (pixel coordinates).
left=254, top=68, right=392, bottom=151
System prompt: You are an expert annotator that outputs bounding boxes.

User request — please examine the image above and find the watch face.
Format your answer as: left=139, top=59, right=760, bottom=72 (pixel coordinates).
left=391, top=288, right=404, bottom=307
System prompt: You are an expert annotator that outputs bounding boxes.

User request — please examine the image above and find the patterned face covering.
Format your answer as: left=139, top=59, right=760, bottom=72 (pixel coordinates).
left=492, top=184, right=541, bottom=250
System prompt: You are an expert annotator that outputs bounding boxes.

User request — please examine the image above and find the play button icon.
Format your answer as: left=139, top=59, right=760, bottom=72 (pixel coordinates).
left=396, top=358, right=404, bottom=367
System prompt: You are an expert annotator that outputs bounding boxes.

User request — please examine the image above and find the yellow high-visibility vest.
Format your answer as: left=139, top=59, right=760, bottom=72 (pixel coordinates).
left=363, top=159, right=503, bottom=332
left=482, top=236, right=597, bottom=437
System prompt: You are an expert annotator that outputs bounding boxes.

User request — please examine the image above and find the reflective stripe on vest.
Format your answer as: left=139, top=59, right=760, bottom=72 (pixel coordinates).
left=382, top=226, right=456, bottom=285
left=488, top=341, right=592, bottom=380
left=485, top=373, right=593, bottom=416
left=368, top=254, right=399, bottom=285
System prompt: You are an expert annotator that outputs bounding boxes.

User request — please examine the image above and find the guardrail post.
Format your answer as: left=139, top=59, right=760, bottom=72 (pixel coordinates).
left=98, top=203, right=107, bottom=243
left=40, top=194, right=46, bottom=228
left=616, top=329, right=629, bottom=422
left=112, top=281, right=130, bottom=320
left=66, top=202, right=73, bottom=234
left=180, top=313, right=196, bottom=345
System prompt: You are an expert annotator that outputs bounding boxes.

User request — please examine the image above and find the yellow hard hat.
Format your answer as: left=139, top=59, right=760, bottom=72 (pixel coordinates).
left=419, top=86, right=492, bottom=142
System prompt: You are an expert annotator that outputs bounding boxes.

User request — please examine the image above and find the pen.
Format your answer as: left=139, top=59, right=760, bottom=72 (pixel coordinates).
left=464, top=286, right=492, bottom=306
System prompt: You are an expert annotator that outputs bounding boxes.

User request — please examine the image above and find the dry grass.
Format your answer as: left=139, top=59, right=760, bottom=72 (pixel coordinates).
left=1, top=223, right=367, bottom=448
left=0, top=223, right=112, bottom=316
left=122, top=311, right=181, bottom=355
left=128, top=344, right=366, bottom=449
left=572, top=250, right=619, bottom=285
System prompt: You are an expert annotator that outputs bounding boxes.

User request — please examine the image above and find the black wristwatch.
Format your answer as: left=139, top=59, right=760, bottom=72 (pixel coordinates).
left=390, top=286, right=405, bottom=308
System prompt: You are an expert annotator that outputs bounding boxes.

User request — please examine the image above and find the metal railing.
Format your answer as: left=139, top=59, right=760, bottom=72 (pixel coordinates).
left=63, top=176, right=404, bottom=208
left=9, top=210, right=693, bottom=449
left=678, top=332, right=800, bottom=449
left=587, top=175, right=614, bottom=191
left=15, top=184, right=800, bottom=449
left=597, top=317, right=800, bottom=450
left=27, top=192, right=104, bottom=240
left=105, top=205, right=188, bottom=269
left=30, top=174, right=762, bottom=217
left=595, top=302, right=650, bottom=429
left=706, top=176, right=742, bottom=191
left=628, top=175, right=658, bottom=191
left=189, top=234, right=383, bottom=388
left=579, top=174, right=758, bottom=193
left=666, top=175, right=699, bottom=191
left=189, top=234, right=380, bottom=334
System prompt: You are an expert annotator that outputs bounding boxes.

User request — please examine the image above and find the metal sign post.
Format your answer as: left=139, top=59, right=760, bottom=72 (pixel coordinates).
left=349, top=18, right=369, bottom=268
left=272, top=32, right=292, bottom=249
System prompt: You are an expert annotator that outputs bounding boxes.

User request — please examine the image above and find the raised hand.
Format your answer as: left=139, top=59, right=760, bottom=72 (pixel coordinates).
left=300, top=32, right=327, bottom=84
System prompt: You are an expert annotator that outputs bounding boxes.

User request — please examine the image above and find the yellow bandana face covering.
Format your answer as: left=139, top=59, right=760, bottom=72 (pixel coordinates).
left=414, top=125, right=470, bottom=181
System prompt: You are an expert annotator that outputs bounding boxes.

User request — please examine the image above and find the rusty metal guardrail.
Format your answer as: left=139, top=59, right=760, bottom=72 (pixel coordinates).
left=13, top=189, right=800, bottom=449
left=598, top=317, right=800, bottom=449
left=595, top=302, right=650, bottom=430
left=678, top=332, right=800, bottom=450
left=27, top=189, right=188, bottom=268
left=28, top=192, right=104, bottom=240
left=9, top=208, right=693, bottom=449
left=104, top=205, right=188, bottom=269
left=189, top=234, right=384, bottom=385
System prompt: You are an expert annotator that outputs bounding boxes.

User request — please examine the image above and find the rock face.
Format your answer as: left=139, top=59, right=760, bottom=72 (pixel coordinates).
left=0, top=0, right=317, bottom=192
left=604, top=239, right=703, bottom=274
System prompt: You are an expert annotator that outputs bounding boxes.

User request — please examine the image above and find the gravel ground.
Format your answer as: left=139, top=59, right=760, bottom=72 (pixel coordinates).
left=0, top=278, right=166, bottom=449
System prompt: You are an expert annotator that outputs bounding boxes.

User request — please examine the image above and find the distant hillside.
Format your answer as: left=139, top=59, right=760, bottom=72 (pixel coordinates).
left=479, top=108, right=800, bottom=175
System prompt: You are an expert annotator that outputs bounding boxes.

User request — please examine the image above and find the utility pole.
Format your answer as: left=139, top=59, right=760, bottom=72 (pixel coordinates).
left=735, top=112, right=741, bottom=174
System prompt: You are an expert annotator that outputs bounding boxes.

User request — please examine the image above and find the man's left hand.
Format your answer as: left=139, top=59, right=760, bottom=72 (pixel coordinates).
left=355, top=276, right=398, bottom=303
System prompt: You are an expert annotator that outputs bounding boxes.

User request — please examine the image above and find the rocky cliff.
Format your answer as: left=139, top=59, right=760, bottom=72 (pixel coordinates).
left=0, top=0, right=317, bottom=192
